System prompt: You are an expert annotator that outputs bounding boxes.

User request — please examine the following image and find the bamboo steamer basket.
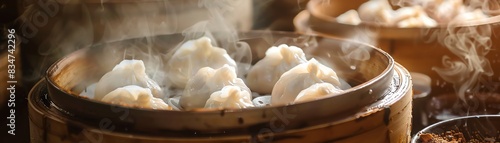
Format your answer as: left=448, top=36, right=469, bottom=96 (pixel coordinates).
left=28, top=66, right=412, bottom=143
left=29, top=31, right=413, bottom=142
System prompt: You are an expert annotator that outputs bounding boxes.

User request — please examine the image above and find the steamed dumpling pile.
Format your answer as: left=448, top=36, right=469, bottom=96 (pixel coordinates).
left=92, top=60, right=170, bottom=109
left=421, top=0, right=465, bottom=23
left=246, top=44, right=307, bottom=94
left=166, top=37, right=237, bottom=88
left=342, top=0, right=437, bottom=27
left=180, top=65, right=253, bottom=110
left=84, top=38, right=348, bottom=110
left=336, top=0, right=489, bottom=27
left=413, top=0, right=488, bottom=24
left=271, top=59, right=343, bottom=105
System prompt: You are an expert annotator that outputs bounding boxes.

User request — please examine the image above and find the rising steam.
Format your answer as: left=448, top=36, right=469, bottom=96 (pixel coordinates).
left=171, top=0, right=253, bottom=77
left=340, top=28, right=376, bottom=69
left=431, top=24, right=494, bottom=102
left=18, top=0, right=252, bottom=87
left=389, top=0, right=497, bottom=102
left=421, top=0, right=498, bottom=103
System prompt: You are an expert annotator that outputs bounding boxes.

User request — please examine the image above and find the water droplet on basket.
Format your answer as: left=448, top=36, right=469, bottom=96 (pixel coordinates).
left=252, top=96, right=271, bottom=107
left=440, top=83, right=446, bottom=88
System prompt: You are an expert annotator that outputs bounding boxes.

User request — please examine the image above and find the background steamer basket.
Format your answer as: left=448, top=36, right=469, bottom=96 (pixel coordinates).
left=297, top=0, right=500, bottom=133
left=29, top=64, right=412, bottom=143
left=44, top=31, right=395, bottom=135
left=302, top=0, right=500, bottom=96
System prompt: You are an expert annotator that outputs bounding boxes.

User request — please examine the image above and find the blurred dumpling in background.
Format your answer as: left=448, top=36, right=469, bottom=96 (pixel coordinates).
left=246, top=44, right=307, bottom=94
left=451, top=9, right=488, bottom=22
left=180, top=64, right=250, bottom=110
left=337, top=9, right=362, bottom=25
left=433, top=0, right=465, bottom=23
left=393, top=6, right=437, bottom=27
left=358, top=0, right=395, bottom=25
left=396, top=14, right=437, bottom=27
left=101, top=85, right=171, bottom=110
left=167, top=37, right=237, bottom=89
left=336, top=0, right=491, bottom=28
left=392, top=6, right=421, bottom=22
left=271, top=58, right=342, bottom=105
left=94, top=60, right=163, bottom=100
left=205, top=85, right=254, bottom=109
left=294, top=83, right=343, bottom=103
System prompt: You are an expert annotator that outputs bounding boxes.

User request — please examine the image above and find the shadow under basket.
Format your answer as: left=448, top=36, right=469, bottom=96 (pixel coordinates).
left=422, top=91, right=500, bottom=126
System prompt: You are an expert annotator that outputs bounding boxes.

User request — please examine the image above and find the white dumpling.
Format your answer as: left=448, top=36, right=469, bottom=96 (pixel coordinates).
left=246, top=44, right=307, bottom=94
left=357, top=0, right=394, bottom=24
left=180, top=64, right=250, bottom=110
left=394, top=6, right=438, bottom=28
left=337, top=9, right=362, bottom=25
left=101, top=85, right=171, bottom=110
left=167, top=37, right=237, bottom=88
left=392, top=6, right=423, bottom=22
left=397, top=15, right=438, bottom=27
left=294, top=83, right=343, bottom=103
left=451, top=9, right=488, bottom=22
left=205, top=85, right=254, bottom=109
left=94, top=60, right=162, bottom=100
left=271, top=58, right=341, bottom=105
left=434, top=0, right=465, bottom=23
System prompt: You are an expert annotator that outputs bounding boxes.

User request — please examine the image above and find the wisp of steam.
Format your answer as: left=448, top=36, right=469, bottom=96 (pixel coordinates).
left=393, top=0, right=500, bottom=129
left=165, top=0, right=253, bottom=79
left=18, top=0, right=252, bottom=88
left=423, top=0, right=496, bottom=104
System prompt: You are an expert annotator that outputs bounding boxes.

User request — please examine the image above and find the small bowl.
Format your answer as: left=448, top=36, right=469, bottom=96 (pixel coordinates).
left=412, top=115, right=500, bottom=143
